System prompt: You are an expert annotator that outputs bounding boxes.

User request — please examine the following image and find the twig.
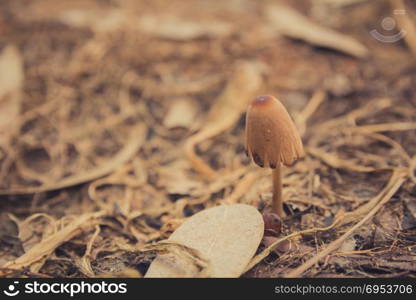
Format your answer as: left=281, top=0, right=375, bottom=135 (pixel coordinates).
left=266, top=3, right=368, bottom=58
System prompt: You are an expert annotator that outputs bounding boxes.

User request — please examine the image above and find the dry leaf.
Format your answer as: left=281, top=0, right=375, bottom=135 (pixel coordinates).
left=316, top=0, right=369, bottom=7
left=339, top=237, right=357, bottom=252
left=145, top=204, right=264, bottom=277
left=59, top=9, right=127, bottom=33
left=158, top=159, right=203, bottom=196
left=3, top=211, right=107, bottom=271
left=266, top=4, right=368, bottom=58
left=59, top=10, right=232, bottom=39
left=138, top=15, right=232, bottom=40
left=0, top=45, right=23, bottom=141
left=163, top=98, right=198, bottom=129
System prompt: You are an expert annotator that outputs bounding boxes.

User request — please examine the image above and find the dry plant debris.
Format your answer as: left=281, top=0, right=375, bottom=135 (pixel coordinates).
left=0, top=0, right=415, bottom=278
left=266, top=3, right=369, bottom=58
left=145, top=204, right=264, bottom=277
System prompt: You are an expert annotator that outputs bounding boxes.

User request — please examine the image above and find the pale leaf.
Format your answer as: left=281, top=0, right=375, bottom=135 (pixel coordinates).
left=163, top=98, right=198, bottom=129
left=138, top=15, right=232, bottom=40
left=266, top=4, right=368, bottom=58
left=145, top=204, right=264, bottom=278
left=158, top=160, right=203, bottom=196
left=0, top=45, right=23, bottom=137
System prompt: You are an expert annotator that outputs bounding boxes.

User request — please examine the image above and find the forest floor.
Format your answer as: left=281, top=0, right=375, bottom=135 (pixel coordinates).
left=0, top=0, right=415, bottom=277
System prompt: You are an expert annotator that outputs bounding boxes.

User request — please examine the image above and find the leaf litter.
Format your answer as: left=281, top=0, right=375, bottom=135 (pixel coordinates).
left=0, top=0, right=415, bottom=278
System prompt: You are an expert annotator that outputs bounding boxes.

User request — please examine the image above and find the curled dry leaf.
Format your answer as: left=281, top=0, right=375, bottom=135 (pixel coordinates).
left=339, top=237, right=357, bottom=252
left=15, top=0, right=124, bottom=33
left=316, top=0, right=369, bottom=7
left=145, top=204, right=264, bottom=278
left=163, top=98, right=198, bottom=130
left=157, top=159, right=203, bottom=196
left=138, top=15, right=233, bottom=40
left=13, top=213, right=56, bottom=254
left=0, top=45, right=23, bottom=142
left=266, top=4, right=368, bottom=58
left=59, top=9, right=233, bottom=39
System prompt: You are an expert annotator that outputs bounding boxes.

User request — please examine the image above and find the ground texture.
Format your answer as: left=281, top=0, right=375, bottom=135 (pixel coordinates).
left=0, top=0, right=415, bottom=277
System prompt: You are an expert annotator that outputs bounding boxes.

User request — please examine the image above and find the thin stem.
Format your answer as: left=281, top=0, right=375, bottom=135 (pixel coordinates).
left=272, top=163, right=283, bottom=216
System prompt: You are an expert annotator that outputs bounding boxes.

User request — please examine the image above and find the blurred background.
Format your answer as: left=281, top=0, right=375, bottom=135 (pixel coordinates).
left=0, top=0, right=415, bottom=277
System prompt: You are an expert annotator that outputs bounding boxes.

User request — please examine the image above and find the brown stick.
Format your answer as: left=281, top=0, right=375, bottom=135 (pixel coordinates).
left=272, top=163, right=283, bottom=216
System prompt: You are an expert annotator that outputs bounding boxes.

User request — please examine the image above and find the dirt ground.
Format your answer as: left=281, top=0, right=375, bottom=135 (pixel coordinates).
left=0, top=0, right=415, bottom=278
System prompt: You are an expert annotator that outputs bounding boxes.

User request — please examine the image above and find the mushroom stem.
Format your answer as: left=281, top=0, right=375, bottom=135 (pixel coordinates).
left=272, top=163, right=283, bottom=216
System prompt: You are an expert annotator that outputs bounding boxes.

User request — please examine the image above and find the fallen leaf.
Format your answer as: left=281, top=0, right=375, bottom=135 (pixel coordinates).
left=266, top=4, right=368, bottom=58
left=59, top=9, right=233, bottom=40
left=158, top=160, right=203, bottom=196
left=59, top=9, right=126, bottom=33
left=145, top=204, right=264, bottom=277
left=316, top=0, right=369, bottom=7
left=138, top=15, right=232, bottom=40
left=0, top=45, right=23, bottom=141
left=163, top=98, right=198, bottom=129
left=339, top=237, right=357, bottom=252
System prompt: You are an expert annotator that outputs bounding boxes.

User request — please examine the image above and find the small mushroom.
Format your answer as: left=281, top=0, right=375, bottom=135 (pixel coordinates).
left=245, top=95, right=304, bottom=217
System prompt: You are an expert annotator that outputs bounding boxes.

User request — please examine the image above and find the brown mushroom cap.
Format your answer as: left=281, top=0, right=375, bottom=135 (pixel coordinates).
left=245, top=95, right=304, bottom=168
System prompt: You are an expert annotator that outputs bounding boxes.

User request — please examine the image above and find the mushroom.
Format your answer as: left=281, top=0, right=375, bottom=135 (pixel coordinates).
left=245, top=95, right=304, bottom=217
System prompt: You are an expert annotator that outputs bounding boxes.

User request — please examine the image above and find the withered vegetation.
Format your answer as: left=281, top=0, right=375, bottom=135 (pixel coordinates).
left=0, top=0, right=415, bottom=277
